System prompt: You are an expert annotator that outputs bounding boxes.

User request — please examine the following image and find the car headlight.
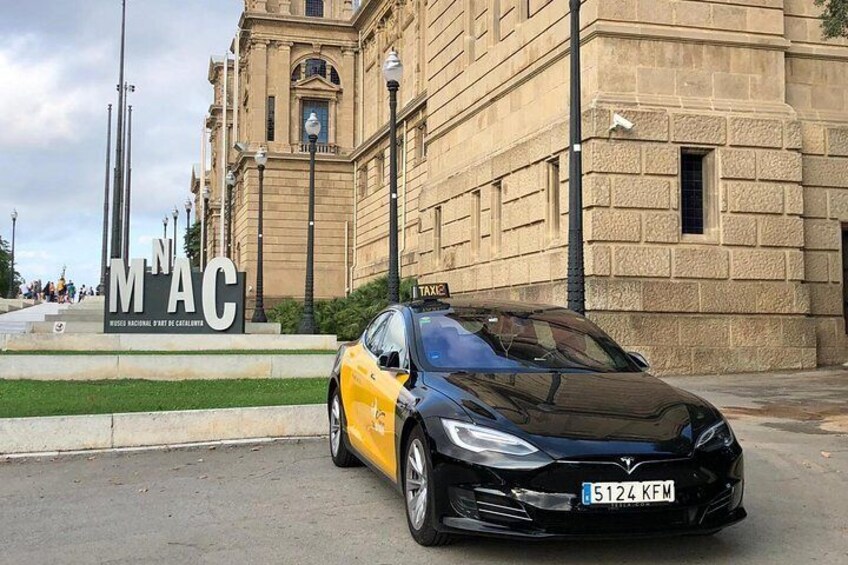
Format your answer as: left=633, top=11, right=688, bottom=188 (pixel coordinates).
left=695, top=420, right=735, bottom=451
left=442, top=419, right=539, bottom=456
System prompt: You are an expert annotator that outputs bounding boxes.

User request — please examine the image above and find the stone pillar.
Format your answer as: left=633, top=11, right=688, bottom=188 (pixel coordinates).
left=274, top=42, right=293, bottom=148
left=339, top=48, right=356, bottom=150
left=248, top=39, right=269, bottom=143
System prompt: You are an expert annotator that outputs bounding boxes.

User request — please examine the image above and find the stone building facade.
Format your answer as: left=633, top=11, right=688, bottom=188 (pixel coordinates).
left=195, top=0, right=848, bottom=374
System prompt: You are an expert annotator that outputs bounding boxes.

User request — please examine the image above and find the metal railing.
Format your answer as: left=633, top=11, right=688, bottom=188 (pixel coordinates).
left=295, top=143, right=339, bottom=155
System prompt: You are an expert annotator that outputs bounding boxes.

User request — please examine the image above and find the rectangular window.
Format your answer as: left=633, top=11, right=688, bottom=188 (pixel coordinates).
left=491, top=181, right=502, bottom=254
left=680, top=149, right=715, bottom=235
left=434, top=207, right=443, bottom=265
left=471, top=190, right=481, bottom=255
left=358, top=167, right=367, bottom=200
left=305, top=0, right=324, bottom=18
left=375, top=153, right=385, bottom=188
left=302, top=99, right=329, bottom=143
left=547, top=158, right=560, bottom=240
left=266, top=96, right=275, bottom=142
left=415, top=122, right=427, bottom=162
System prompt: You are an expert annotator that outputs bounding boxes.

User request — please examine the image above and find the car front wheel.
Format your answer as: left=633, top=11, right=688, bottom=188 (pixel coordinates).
left=328, top=389, right=359, bottom=467
left=404, top=426, right=452, bottom=546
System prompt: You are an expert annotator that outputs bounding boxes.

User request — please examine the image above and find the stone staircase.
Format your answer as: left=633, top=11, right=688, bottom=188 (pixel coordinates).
left=29, top=297, right=105, bottom=333
left=0, top=301, right=65, bottom=334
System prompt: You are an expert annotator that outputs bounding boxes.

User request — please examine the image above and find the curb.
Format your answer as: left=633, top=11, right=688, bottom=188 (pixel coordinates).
left=0, top=404, right=327, bottom=456
left=0, top=353, right=335, bottom=380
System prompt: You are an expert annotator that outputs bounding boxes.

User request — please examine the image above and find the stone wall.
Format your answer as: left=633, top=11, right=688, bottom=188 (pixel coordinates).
left=199, top=0, right=848, bottom=372
left=417, top=0, right=840, bottom=373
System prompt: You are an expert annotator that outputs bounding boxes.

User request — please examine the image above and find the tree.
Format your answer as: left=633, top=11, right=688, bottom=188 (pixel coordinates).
left=0, top=235, right=21, bottom=297
left=184, top=221, right=201, bottom=268
left=816, top=0, right=848, bottom=39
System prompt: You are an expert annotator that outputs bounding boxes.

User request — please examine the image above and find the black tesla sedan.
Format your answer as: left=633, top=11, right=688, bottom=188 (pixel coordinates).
left=327, top=284, right=746, bottom=546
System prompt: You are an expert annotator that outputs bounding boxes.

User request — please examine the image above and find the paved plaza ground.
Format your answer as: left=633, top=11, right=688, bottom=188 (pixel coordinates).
left=0, top=369, right=846, bottom=564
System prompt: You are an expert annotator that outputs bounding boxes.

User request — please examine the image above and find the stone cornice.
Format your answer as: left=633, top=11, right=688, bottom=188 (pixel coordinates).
left=787, top=42, right=848, bottom=62
left=586, top=21, right=791, bottom=51
left=348, top=91, right=427, bottom=161
left=241, top=11, right=356, bottom=30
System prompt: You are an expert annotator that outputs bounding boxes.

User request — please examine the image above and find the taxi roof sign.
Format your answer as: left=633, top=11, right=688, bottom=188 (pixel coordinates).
left=412, top=283, right=450, bottom=301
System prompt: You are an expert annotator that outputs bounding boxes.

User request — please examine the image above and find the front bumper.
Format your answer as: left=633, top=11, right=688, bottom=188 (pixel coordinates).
left=429, top=446, right=746, bottom=539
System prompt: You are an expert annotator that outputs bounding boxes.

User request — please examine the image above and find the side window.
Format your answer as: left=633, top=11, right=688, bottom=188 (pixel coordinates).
left=364, top=313, right=391, bottom=355
left=381, top=312, right=409, bottom=369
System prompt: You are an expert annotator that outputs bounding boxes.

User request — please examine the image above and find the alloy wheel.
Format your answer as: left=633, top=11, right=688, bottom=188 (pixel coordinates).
left=405, top=438, right=428, bottom=530
left=330, top=396, right=341, bottom=456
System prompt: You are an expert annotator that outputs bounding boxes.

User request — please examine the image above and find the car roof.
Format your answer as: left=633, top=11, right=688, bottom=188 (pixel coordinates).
left=405, top=297, right=579, bottom=319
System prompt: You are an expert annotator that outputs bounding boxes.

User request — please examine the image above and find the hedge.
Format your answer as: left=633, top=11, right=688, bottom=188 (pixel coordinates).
left=268, top=276, right=416, bottom=341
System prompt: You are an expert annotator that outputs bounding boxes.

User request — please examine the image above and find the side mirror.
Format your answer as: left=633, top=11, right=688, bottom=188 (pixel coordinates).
left=627, top=351, right=650, bottom=371
left=378, top=350, right=402, bottom=370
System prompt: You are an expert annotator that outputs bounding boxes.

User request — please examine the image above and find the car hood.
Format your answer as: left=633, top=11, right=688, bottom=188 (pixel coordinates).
left=423, top=371, right=719, bottom=460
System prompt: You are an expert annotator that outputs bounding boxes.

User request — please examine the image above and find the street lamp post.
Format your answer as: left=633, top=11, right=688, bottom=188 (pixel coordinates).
left=8, top=209, right=17, bottom=298
left=100, top=104, right=113, bottom=294
left=383, top=50, right=403, bottom=303
left=252, top=147, right=268, bottom=323
left=171, top=207, right=179, bottom=264
left=110, top=0, right=128, bottom=261
left=121, top=97, right=135, bottom=260
left=567, top=0, right=585, bottom=315
left=162, top=216, right=168, bottom=239
left=226, top=171, right=236, bottom=259
left=298, top=112, right=321, bottom=334
left=184, top=198, right=192, bottom=260
left=202, top=186, right=211, bottom=268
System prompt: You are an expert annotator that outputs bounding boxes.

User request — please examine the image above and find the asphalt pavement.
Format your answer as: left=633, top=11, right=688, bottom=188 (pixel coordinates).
left=0, top=369, right=846, bottom=564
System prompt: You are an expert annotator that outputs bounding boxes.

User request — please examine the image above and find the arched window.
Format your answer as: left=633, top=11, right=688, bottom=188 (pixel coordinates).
left=291, top=58, right=341, bottom=86
left=305, top=0, right=324, bottom=17
left=305, top=58, right=326, bottom=79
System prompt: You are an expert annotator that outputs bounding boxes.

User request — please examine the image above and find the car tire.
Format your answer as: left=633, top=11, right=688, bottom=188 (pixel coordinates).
left=329, top=389, right=359, bottom=468
left=403, top=426, right=453, bottom=547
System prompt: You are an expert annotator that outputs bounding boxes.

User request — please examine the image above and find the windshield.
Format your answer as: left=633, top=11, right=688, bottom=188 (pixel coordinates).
left=415, top=306, right=636, bottom=373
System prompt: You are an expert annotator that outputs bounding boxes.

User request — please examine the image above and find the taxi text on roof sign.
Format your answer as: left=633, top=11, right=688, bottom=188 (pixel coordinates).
left=412, top=283, right=451, bottom=301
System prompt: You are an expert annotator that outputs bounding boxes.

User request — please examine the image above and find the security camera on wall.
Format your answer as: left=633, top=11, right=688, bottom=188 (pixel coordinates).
left=610, top=113, right=635, bottom=132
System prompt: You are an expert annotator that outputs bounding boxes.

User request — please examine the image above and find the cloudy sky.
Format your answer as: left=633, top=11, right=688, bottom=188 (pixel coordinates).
left=0, top=0, right=241, bottom=287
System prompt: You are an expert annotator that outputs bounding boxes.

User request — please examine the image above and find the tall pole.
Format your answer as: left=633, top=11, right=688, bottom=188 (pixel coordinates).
left=219, top=55, right=228, bottom=257
left=226, top=185, right=233, bottom=259
left=233, top=30, right=240, bottom=148
left=298, top=134, right=318, bottom=334
left=252, top=162, right=267, bottom=322
left=567, top=0, right=585, bottom=315
left=387, top=81, right=400, bottom=303
left=202, top=201, right=209, bottom=268
left=7, top=213, right=16, bottom=298
left=200, top=120, right=207, bottom=267
left=172, top=210, right=178, bottom=262
left=110, top=0, right=127, bottom=261
left=99, top=104, right=113, bottom=293
left=122, top=104, right=133, bottom=260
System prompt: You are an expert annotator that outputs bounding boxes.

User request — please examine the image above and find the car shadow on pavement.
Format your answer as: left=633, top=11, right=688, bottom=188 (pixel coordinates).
left=450, top=532, right=747, bottom=563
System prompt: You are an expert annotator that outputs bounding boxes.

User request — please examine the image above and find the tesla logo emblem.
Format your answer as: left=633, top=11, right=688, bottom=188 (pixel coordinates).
left=620, top=457, right=636, bottom=474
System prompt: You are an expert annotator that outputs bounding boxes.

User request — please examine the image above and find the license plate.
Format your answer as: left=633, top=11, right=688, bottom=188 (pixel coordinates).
left=582, top=481, right=675, bottom=505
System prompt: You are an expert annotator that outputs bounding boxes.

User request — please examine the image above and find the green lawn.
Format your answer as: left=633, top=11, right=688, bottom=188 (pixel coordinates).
left=0, top=378, right=328, bottom=418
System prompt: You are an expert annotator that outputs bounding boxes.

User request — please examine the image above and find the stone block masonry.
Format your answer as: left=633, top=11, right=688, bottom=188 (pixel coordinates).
left=196, top=0, right=848, bottom=373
